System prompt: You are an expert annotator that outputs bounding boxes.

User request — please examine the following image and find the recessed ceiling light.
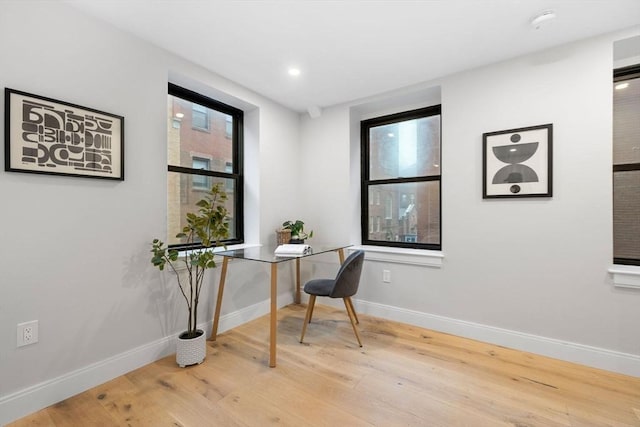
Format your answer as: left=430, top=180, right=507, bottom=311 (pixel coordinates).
left=615, top=82, right=629, bottom=90
left=387, top=133, right=394, bottom=137
left=288, top=68, right=301, bottom=77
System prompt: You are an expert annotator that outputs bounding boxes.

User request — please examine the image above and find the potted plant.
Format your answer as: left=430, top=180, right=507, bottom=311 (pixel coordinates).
left=281, top=220, right=313, bottom=244
left=150, top=183, right=229, bottom=367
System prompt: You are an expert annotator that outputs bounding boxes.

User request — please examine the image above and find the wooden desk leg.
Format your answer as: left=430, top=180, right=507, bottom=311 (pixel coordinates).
left=337, top=248, right=345, bottom=264
left=210, top=256, right=229, bottom=341
left=270, top=263, right=278, bottom=368
left=295, top=258, right=301, bottom=304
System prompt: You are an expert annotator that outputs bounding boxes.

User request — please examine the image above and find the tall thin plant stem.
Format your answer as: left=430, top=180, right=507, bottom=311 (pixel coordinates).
left=150, top=183, right=230, bottom=339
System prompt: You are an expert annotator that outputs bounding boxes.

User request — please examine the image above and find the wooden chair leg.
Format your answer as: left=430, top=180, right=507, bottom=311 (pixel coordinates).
left=346, top=296, right=359, bottom=325
left=343, top=298, right=362, bottom=347
left=307, top=295, right=316, bottom=323
left=300, top=295, right=316, bottom=343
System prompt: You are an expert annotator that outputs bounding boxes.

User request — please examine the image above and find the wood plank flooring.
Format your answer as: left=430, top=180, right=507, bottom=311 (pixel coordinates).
left=9, top=304, right=640, bottom=426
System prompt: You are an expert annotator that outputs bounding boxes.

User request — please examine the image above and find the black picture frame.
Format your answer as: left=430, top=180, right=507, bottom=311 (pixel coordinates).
left=5, top=88, right=124, bottom=181
left=483, top=123, right=552, bottom=199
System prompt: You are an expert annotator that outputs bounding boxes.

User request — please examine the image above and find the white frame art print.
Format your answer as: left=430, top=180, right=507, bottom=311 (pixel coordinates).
left=4, top=88, right=124, bottom=180
left=482, top=123, right=552, bottom=199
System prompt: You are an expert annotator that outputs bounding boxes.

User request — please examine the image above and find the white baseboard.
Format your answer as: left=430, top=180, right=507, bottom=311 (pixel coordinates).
left=0, top=335, right=176, bottom=426
left=0, top=292, right=293, bottom=426
left=352, top=299, right=640, bottom=378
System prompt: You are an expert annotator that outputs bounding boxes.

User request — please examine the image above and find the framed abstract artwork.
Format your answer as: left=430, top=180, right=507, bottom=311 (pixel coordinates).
left=483, top=123, right=552, bottom=199
left=4, top=88, right=124, bottom=180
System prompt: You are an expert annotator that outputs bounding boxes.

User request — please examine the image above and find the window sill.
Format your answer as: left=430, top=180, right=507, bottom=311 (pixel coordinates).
left=173, top=243, right=259, bottom=265
left=350, top=245, right=443, bottom=268
left=163, top=243, right=259, bottom=271
left=214, top=242, right=260, bottom=252
left=609, top=265, right=640, bottom=289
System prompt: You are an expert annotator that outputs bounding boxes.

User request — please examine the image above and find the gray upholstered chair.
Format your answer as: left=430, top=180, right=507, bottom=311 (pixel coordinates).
left=300, top=250, right=365, bottom=346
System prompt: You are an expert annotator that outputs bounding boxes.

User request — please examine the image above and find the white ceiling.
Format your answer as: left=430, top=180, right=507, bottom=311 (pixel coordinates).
left=66, top=0, right=640, bottom=113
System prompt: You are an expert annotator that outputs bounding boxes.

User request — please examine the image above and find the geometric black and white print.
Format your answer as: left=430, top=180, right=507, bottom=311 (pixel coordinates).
left=483, top=124, right=552, bottom=198
left=5, top=88, right=124, bottom=180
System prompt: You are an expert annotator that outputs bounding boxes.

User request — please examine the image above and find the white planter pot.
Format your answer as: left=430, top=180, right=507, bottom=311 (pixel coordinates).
left=176, top=329, right=206, bottom=367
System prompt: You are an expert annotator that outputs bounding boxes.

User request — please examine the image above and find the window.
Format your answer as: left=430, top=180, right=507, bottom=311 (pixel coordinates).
left=192, top=104, right=210, bottom=131
left=361, top=106, right=441, bottom=250
left=225, top=115, right=233, bottom=138
left=167, top=83, right=243, bottom=248
left=384, top=194, right=393, bottom=219
left=191, top=157, right=211, bottom=190
left=225, top=161, right=233, bottom=191
left=613, top=65, right=640, bottom=265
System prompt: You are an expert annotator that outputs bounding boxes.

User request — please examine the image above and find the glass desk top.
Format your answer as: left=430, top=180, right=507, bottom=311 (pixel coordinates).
left=215, top=244, right=352, bottom=263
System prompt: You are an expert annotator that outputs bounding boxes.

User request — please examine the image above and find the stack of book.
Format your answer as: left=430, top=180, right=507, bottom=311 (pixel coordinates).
left=274, top=244, right=312, bottom=256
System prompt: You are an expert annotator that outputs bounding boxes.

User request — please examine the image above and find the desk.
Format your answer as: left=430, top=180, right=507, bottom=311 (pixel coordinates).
left=209, top=244, right=350, bottom=367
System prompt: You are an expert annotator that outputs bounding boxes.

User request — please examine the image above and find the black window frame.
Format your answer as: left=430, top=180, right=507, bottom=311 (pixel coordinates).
left=361, top=105, right=442, bottom=250
left=613, top=64, right=640, bottom=266
left=168, top=83, right=244, bottom=250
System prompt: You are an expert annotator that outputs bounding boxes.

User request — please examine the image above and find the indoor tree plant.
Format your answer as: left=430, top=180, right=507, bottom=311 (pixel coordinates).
left=281, top=220, right=313, bottom=243
left=150, top=183, right=229, bottom=367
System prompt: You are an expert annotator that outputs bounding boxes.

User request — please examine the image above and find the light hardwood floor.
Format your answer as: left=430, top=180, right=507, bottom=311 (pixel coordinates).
left=9, top=304, right=640, bottom=426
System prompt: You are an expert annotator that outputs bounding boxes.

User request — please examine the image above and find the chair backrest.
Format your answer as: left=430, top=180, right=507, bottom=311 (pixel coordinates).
left=330, top=250, right=365, bottom=298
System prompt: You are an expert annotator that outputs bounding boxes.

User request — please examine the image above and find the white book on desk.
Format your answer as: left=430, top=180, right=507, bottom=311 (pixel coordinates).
left=274, top=244, right=312, bottom=256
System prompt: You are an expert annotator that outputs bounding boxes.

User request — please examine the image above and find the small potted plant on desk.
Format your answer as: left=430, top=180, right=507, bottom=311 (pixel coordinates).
left=150, top=183, right=229, bottom=367
left=281, top=220, right=313, bottom=244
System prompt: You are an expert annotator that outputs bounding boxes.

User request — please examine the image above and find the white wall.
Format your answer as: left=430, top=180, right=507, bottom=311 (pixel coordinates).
left=300, top=28, right=640, bottom=374
left=0, top=2, right=299, bottom=423
left=299, top=105, right=353, bottom=244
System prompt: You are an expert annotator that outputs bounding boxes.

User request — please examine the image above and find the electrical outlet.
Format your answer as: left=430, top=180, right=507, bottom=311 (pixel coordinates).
left=17, top=320, right=38, bottom=347
left=383, top=269, right=391, bottom=283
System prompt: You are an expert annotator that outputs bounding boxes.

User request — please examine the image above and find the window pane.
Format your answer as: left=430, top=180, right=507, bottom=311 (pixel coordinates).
left=613, top=76, right=640, bottom=165
left=367, top=181, right=439, bottom=245
left=369, top=115, right=440, bottom=180
left=168, top=172, right=236, bottom=246
left=614, top=170, right=640, bottom=260
left=168, top=95, right=234, bottom=173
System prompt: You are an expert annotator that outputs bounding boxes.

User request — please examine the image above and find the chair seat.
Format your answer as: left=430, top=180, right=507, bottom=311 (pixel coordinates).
left=303, top=279, right=334, bottom=296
